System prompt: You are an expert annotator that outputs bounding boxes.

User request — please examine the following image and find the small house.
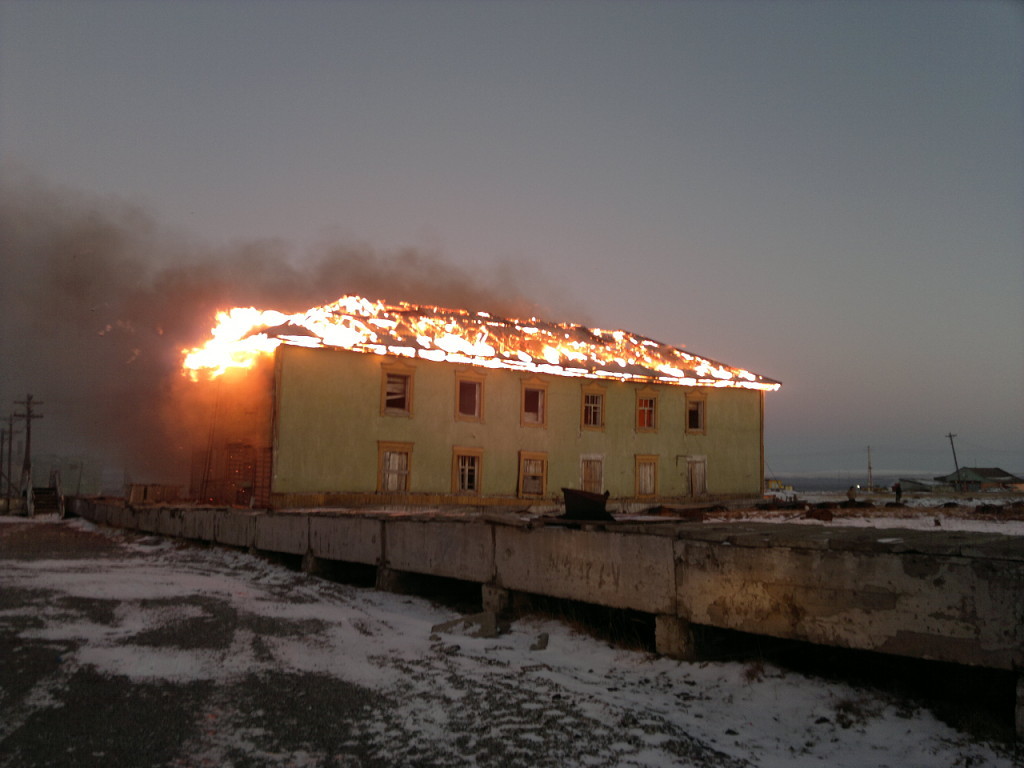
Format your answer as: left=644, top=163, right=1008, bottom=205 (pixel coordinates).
left=933, top=467, right=1024, bottom=492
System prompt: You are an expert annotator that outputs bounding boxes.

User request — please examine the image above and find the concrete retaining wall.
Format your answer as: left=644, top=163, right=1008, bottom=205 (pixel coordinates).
left=309, top=516, right=382, bottom=564
left=384, top=520, right=493, bottom=582
left=254, top=512, right=309, bottom=555
left=495, top=527, right=676, bottom=615
left=676, top=539, right=1024, bottom=670
left=213, top=510, right=257, bottom=549
left=180, top=508, right=218, bottom=541
left=70, top=500, right=1023, bottom=677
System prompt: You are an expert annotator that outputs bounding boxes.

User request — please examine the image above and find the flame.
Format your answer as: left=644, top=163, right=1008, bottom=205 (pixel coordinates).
left=181, top=295, right=780, bottom=391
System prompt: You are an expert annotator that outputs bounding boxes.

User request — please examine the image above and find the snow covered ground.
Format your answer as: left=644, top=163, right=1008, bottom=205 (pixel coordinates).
left=1, top=514, right=1018, bottom=767
left=706, top=491, right=1024, bottom=536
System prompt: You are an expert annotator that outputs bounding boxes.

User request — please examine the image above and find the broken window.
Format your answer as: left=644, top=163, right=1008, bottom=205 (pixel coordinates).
left=457, top=378, right=482, bottom=420
left=453, top=450, right=481, bottom=493
left=686, top=395, right=706, bottom=433
left=636, top=455, right=658, bottom=497
left=378, top=442, right=412, bottom=492
left=519, top=452, right=547, bottom=497
left=521, top=383, right=546, bottom=426
left=383, top=372, right=412, bottom=414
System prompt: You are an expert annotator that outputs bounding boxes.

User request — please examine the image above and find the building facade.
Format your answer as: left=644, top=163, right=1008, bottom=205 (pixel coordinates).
left=269, top=344, right=768, bottom=508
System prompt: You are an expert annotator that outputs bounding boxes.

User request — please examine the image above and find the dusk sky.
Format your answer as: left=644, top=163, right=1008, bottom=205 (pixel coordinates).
left=1, top=0, right=1021, bottom=480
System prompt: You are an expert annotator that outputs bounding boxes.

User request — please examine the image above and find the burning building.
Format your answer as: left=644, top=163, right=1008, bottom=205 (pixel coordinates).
left=183, top=296, right=780, bottom=508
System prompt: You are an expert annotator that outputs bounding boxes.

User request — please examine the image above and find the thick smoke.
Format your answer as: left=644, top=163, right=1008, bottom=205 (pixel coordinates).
left=0, top=177, right=558, bottom=486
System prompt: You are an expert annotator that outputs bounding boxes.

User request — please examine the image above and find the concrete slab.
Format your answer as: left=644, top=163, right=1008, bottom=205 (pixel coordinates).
left=495, top=527, right=675, bottom=614
left=675, top=539, right=1024, bottom=670
left=153, top=508, right=183, bottom=538
left=309, top=515, right=382, bottom=564
left=214, top=510, right=257, bottom=549
left=180, top=508, right=218, bottom=541
left=255, top=513, right=309, bottom=555
left=135, top=507, right=161, bottom=534
left=384, top=520, right=493, bottom=582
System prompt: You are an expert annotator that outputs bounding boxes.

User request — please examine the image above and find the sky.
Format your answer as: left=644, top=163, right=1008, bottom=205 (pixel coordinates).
left=0, top=0, right=1021, bottom=480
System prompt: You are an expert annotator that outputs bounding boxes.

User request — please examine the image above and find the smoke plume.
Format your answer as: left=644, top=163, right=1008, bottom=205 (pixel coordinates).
left=0, top=176, right=556, bottom=486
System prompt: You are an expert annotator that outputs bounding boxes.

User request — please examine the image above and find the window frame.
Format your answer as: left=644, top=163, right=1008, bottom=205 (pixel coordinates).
left=454, top=372, right=485, bottom=422
left=380, top=362, right=415, bottom=417
left=377, top=441, right=413, bottom=492
left=635, top=388, right=658, bottom=432
left=452, top=447, right=483, bottom=495
left=635, top=454, right=658, bottom=498
left=580, top=383, right=606, bottom=431
left=685, top=392, right=707, bottom=435
left=518, top=451, right=548, bottom=498
left=520, top=378, right=548, bottom=428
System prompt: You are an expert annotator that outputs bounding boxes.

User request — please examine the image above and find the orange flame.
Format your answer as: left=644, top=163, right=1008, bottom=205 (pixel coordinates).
left=182, top=295, right=780, bottom=391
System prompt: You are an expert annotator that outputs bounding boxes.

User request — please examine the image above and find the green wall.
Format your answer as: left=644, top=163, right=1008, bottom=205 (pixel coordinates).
left=272, top=345, right=764, bottom=499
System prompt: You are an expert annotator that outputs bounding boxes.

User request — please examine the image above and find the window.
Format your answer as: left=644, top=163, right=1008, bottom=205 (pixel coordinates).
left=583, top=393, right=603, bottom=427
left=452, top=448, right=483, bottom=494
left=521, top=380, right=547, bottom=427
left=581, top=384, right=605, bottom=430
left=378, top=442, right=413, bottom=492
left=456, top=376, right=483, bottom=421
left=518, top=451, right=547, bottom=497
left=686, top=394, right=706, bottom=434
left=580, top=455, right=603, bottom=494
left=636, top=391, right=657, bottom=431
left=635, top=455, right=658, bottom=497
left=381, top=365, right=414, bottom=415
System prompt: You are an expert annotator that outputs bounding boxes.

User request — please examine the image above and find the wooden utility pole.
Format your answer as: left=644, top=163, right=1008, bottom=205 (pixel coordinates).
left=13, top=395, right=43, bottom=514
left=946, top=432, right=962, bottom=492
left=867, top=446, right=873, bottom=491
left=0, top=422, right=6, bottom=506
left=3, top=414, right=14, bottom=509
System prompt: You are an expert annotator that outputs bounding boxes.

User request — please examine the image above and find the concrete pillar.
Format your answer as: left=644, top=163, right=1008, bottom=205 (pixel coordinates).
left=1017, top=674, right=1023, bottom=742
left=301, top=552, right=323, bottom=576
left=655, top=615, right=697, bottom=661
left=376, top=567, right=405, bottom=593
left=482, top=585, right=510, bottom=615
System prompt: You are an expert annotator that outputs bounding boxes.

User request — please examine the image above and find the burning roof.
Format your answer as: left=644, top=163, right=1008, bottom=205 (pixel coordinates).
left=182, top=295, right=780, bottom=391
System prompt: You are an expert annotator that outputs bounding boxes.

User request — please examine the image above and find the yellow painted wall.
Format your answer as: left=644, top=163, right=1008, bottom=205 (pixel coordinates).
left=272, top=345, right=764, bottom=499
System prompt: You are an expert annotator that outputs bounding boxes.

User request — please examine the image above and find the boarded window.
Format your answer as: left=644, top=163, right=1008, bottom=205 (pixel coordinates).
left=380, top=449, right=410, bottom=492
left=688, top=457, right=707, bottom=497
left=636, top=456, right=657, bottom=497
left=519, top=453, right=546, bottom=497
left=581, top=457, right=603, bottom=494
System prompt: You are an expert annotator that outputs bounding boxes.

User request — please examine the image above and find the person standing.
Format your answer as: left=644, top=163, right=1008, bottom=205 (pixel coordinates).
left=893, top=481, right=902, bottom=504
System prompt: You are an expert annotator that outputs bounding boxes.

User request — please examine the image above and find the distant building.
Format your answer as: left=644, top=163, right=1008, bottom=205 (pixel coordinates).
left=933, top=467, right=1024, bottom=492
left=187, top=297, right=781, bottom=508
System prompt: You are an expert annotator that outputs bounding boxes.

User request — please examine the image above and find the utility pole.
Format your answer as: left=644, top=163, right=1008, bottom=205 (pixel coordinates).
left=14, top=395, right=43, bottom=515
left=867, top=446, right=873, bottom=491
left=3, top=414, right=15, bottom=509
left=0, top=422, right=6, bottom=507
left=946, top=432, right=962, bottom=492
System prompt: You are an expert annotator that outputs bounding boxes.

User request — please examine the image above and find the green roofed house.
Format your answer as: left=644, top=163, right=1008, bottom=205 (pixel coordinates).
left=933, top=467, right=1024, bottom=493
left=189, top=297, right=781, bottom=509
